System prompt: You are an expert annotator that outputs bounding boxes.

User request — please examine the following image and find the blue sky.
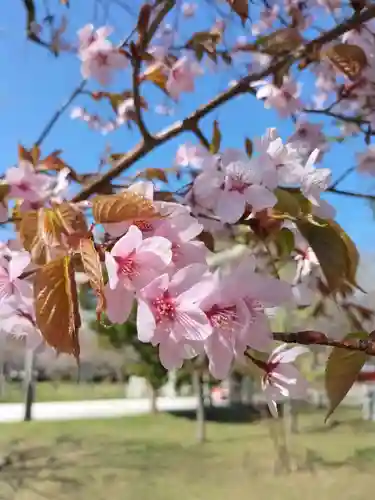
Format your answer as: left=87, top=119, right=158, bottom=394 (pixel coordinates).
left=1, top=1, right=375, bottom=253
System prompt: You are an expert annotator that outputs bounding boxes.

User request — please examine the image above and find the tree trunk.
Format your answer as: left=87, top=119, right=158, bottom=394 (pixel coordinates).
left=23, top=349, right=35, bottom=422
left=0, top=351, right=7, bottom=399
left=228, top=373, right=243, bottom=406
left=193, top=370, right=206, bottom=443
left=150, top=386, right=158, bottom=414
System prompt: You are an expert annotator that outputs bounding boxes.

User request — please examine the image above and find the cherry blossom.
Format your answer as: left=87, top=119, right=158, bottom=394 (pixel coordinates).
left=77, top=24, right=113, bottom=55
left=201, top=271, right=250, bottom=379
left=153, top=213, right=208, bottom=270
left=105, top=225, right=172, bottom=323
left=261, top=344, right=309, bottom=417
left=357, top=146, right=375, bottom=176
left=0, top=251, right=32, bottom=306
left=299, top=149, right=334, bottom=216
left=251, top=5, right=279, bottom=35
left=254, top=78, right=302, bottom=118
left=6, top=161, right=52, bottom=204
left=181, top=2, right=197, bottom=17
left=228, top=256, right=293, bottom=352
left=166, top=56, right=203, bottom=100
left=79, top=38, right=128, bottom=86
left=136, top=264, right=214, bottom=369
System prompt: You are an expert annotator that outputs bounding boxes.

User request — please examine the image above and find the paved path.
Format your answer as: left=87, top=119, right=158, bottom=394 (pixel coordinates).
left=0, top=397, right=198, bottom=423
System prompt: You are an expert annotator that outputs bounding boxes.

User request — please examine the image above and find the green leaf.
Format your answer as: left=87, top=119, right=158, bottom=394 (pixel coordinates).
left=273, top=188, right=302, bottom=218
left=210, top=120, right=221, bottom=154
left=296, top=218, right=359, bottom=293
left=274, top=228, right=295, bottom=258
left=325, top=332, right=368, bottom=421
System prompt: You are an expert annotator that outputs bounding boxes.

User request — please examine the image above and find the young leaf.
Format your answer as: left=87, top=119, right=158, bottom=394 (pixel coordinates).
left=210, top=120, right=222, bottom=154
left=34, top=256, right=81, bottom=358
left=244, top=138, right=253, bottom=158
left=325, top=332, right=369, bottom=421
left=325, top=43, right=367, bottom=81
left=79, top=238, right=106, bottom=321
left=92, top=191, right=160, bottom=224
left=20, top=204, right=88, bottom=265
left=139, top=168, right=168, bottom=183
left=227, top=0, right=248, bottom=21
left=141, top=63, right=169, bottom=93
left=255, top=28, right=303, bottom=56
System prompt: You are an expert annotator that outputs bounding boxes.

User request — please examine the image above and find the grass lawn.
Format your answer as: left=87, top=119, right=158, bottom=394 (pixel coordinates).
left=0, top=407, right=373, bottom=500
left=0, top=381, right=125, bottom=403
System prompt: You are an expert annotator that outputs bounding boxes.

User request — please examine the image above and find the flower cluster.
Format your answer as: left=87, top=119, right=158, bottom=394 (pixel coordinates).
left=177, top=128, right=335, bottom=225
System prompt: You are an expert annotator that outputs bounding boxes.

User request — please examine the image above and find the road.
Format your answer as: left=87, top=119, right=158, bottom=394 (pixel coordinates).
left=0, top=385, right=367, bottom=423
left=0, top=397, right=198, bottom=423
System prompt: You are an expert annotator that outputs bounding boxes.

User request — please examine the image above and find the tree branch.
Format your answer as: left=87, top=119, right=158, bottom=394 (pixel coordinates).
left=327, top=187, right=375, bottom=200
left=131, top=1, right=176, bottom=143
left=329, top=166, right=356, bottom=189
left=72, top=5, right=375, bottom=202
left=271, top=330, right=375, bottom=356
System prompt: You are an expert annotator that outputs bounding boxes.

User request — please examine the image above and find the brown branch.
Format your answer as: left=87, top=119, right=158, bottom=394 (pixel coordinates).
left=36, top=80, right=87, bottom=147
left=272, top=330, right=375, bottom=356
left=72, top=5, right=375, bottom=202
left=191, top=126, right=211, bottom=149
left=131, top=1, right=176, bottom=143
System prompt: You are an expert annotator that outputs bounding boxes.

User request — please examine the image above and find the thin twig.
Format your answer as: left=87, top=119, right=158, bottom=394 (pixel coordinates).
left=73, top=5, right=375, bottom=202
left=191, top=126, right=211, bottom=149
left=327, top=187, right=375, bottom=200
left=35, top=80, right=87, bottom=147
left=329, top=166, right=356, bottom=189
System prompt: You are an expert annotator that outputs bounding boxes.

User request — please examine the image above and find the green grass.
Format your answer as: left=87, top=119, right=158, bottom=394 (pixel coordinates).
left=0, top=381, right=125, bottom=403
left=0, top=407, right=374, bottom=499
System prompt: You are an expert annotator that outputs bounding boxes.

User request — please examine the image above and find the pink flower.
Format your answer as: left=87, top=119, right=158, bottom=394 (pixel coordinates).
left=251, top=5, right=279, bottom=35
left=261, top=344, right=309, bottom=417
left=300, top=149, right=333, bottom=213
left=254, top=78, right=302, bottom=118
left=166, top=56, right=203, bottom=100
left=0, top=299, right=44, bottom=349
left=105, top=225, right=172, bottom=323
left=6, top=161, right=51, bottom=203
left=215, top=160, right=277, bottom=224
left=154, top=213, right=207, bottom=270
left=77, top=24, right=113, bottom=55
left=0, top=251, right=32, bottom=305
left=254, top=128, right=303, bottom=187
left=357, top=146, right=375, bottom=176
left=288, top=121, right=328, bottom=162
left=201, top=273, right=250, bottom=379
left=80, top=39, right=128, bottom=86
left=106, top=225, right=172, bottom=290
left=228, top=256, right=292, bottom=352
left=136, top=264, right=213, bottom=369
left=181, top=2, right=197, bottom=17
left=174, top=143, right=211, bottom=169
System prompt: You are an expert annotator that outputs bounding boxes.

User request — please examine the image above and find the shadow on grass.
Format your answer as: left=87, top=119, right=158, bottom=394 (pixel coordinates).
left=167, top=403, right=264, bottom=423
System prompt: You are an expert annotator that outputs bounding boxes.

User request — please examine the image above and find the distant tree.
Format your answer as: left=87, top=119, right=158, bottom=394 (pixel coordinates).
left=91, top=310, right=168, bottom=413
